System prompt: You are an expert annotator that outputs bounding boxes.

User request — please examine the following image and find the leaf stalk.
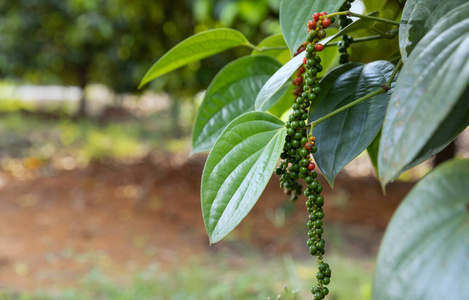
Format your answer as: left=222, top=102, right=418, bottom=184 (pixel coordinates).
left=308, top=59, right=402, bottom=129
left=324, top=11, right=400, bottom=26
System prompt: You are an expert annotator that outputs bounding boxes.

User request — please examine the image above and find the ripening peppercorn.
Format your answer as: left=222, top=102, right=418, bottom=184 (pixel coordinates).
left=312, top=12, right=320, bottom=21
left=317, top=29, right=326, bottom=39
left=314, top=44, right=324, bottom=52
left=322, top=18, right=331, bottom=28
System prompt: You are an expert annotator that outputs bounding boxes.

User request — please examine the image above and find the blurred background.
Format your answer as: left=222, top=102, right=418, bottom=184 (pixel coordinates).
left=0, top=0, right=467, bottom=299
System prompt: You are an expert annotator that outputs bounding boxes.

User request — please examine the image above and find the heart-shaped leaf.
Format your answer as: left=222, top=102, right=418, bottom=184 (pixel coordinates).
left=378, top=3, right=469, bottom=185
left=139, top=28, right=250, bottom=88
left=310, top=61, right=396, bottom=186
left=251, top=33, right=291, bottom=64
left=280, top=0, right=347, bottom=56
left=192, top=55, right=282, bottom=153
left=399, top=0, right=467, bottom=62
left=201, top=112, right=286, bottom=243
left=372, top=159, right=469, bottom=300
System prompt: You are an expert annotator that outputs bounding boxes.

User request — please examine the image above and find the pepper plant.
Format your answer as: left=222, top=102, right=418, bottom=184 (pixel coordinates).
left=140, top=0, right=469, bottom=298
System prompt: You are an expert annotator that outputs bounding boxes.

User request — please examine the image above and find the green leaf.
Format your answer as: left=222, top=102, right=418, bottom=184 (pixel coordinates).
left=363, top=0, right=387, bottom=13
left=257, top=81, right=292, bottom=113
left=389, top=88, right=469, bottom=180
left=251, top=33, right=291, bottom=64
left=378, top=3, right=469, bottom=185
left=310, top=61, right=395, bottom=186
left=255, top=52, right=304, bottom=113
left=139, top=28, right=250, bottom=88
left=308, top=62, right=361, bottom=118
left=192, top=55, right=282, bottom=153
left=268, top=84, right=295, bottom=119
left=399, top=0, right=467, bottom=62
left=372, top=159, right=469, bottom=300
left=280, top=0, right=346, bottom=56
left=201, top=112, right=286, bottom=243
left=367, top=130, right=381, bottom=174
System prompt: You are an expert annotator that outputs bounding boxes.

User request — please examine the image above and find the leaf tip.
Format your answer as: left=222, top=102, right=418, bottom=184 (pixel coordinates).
left=324, top=175, right=335, bottom=189
left=137, top=81, right=146, bottom=90
left=379, top=179, right=388, bottom=195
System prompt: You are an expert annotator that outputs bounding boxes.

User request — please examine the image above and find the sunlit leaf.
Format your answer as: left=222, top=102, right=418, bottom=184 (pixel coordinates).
left=251, top=33, right=291, bottom=64
left=201, top=112, right=286, bottom=243
left=139, top=28, right=250, bottom=88
left=280, top=0, right=346, bottom=56
left=192, top=55, right=282, bottom=153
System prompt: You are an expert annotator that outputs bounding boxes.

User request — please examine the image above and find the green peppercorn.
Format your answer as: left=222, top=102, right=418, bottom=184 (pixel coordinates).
left=316, top=195, right=324, bottom=206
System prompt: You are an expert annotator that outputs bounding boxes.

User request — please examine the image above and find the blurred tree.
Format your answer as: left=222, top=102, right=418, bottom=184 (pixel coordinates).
left=0, top=0, right=281, bottom=119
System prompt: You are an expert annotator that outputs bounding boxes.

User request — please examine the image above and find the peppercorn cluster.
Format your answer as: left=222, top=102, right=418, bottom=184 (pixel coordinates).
left=337, top=0, right=355, bottom=64
left=274, top=11, right=334, bottom=300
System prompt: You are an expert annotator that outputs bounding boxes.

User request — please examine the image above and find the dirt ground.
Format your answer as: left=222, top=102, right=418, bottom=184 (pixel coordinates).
left=0, top=153, right=413, bottom=293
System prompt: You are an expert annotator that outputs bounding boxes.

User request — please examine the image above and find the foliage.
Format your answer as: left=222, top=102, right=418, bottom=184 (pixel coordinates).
left=0, top=252, right=374, bottom=300
left=0, top=0, right=281, bottom=95
left=372, top=159, right=469, bottom=300
left=0, top=109, right=192, bottom=172
left=140, top=0, right=469, bottom=298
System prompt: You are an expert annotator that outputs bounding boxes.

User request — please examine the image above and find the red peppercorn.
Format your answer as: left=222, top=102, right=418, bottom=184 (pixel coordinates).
left=305, top=142, right=313, bottom=150
left=293, top=86, right=302, bottom=95
left=322, top=18, right=331, bottom=28
left=314, top=43, right=324, bottom=52
left=312, top=13, right=320, bottom=21
left=320, top=11, right=327, bottom=16
left=307, top=163, right=316, bottom=171
left=303, top=57, right=307, bottom=64
left=308, top=20, right=317, bottom=30
left=296, top=76, right=303, bottom=85
left=298, top=66, right=306, bottom=74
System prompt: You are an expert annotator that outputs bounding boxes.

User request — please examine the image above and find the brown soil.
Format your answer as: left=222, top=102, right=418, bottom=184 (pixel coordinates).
left=0, top=154, right=413, bottom=292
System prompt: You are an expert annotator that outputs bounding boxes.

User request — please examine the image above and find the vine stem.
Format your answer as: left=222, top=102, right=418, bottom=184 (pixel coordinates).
left=325, top=35, right=384, bottom=47
left=247, top=43, right=262, bottom=52
left=308, top=58, right=402, bottom=131
left=310, top=88, right=385, bottom=128
left=386, top=58, right=402, bottom=87
left=324, top=11, right=400, bottom=26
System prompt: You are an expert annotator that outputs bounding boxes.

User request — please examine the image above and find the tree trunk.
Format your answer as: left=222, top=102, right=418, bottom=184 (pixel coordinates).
left=74, top=67, right=88, bottom=119
left=75, top=83, right=87, bottom=118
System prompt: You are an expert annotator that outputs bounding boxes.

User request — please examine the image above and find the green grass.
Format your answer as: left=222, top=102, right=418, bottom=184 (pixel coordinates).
left=0, top=110, right=191, bottom=170
left=0, top=251, right=374, bottom=300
